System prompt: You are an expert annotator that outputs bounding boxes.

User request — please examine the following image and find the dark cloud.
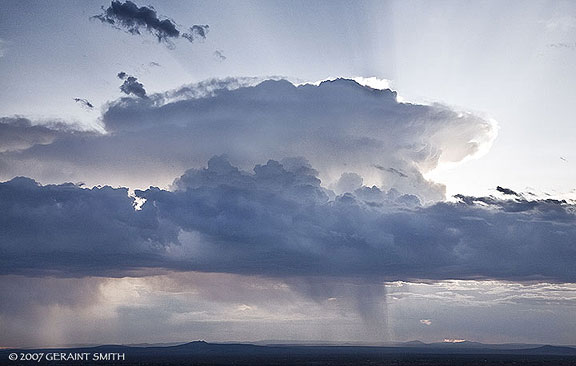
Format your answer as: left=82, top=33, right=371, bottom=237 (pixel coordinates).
left=0, top=79, right=496, bottom=200
left=119, top=74, right=147, bottom=98
left=73, top=98, right=94, bottom=110
left=0, top=177, right=177, bottom=277
left=496, top=185, right=520, bottom=197
left=93, top=1, right=179, bottom=43
left=182, top=25, right=209, bottom=43
left=117, top=71, right=127, bottom=79
left=1, top=157, right=575, bottom=283
left=455, top=193, right=568, bottom=213
left=140, top=157, right=576, bottom=282
left=93, top=1, right=209, bottom=47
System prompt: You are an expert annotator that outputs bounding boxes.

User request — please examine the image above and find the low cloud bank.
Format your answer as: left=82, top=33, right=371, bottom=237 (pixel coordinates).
left=1, top=157, right=574, bottom=283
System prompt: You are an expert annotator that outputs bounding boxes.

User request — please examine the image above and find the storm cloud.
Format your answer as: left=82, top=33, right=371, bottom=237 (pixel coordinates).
left=1, top=157, right=575, bottom=283
left=0, top=176, right=177, bottom=277
left=0, top=79, right=496, bottom=201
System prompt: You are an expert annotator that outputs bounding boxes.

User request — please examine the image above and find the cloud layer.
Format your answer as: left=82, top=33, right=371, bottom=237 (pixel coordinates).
left=0, top=79, right=496, bottom=201
left=0, top=117, right=93, bottom=153
left=0, top=176, right=176, bottom=277
left=1, top=157, right=575, bottom=283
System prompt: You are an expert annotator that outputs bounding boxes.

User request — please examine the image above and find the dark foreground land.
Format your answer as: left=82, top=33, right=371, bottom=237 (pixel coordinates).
left=2, top=341, right=576, bottom=366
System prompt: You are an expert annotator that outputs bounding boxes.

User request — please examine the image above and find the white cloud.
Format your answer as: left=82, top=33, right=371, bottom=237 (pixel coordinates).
left=0, top=78, right=496, bottom=202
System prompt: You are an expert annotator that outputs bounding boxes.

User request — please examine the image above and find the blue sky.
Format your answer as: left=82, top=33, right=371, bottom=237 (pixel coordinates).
left=1, top=0, right=576, bottom=347
left=1, top=1, right=575, bottom=197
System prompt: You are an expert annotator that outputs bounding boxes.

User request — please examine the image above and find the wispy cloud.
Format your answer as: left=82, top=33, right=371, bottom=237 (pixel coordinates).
left=182, top=25, right=209, bottom=43
left=547, top=42, right=576, bottom=49
left=73, top=98, right=95, bottom=110
left=374, top=165, right=408, bottom=178
left=213, top=49, right=226, bottom=61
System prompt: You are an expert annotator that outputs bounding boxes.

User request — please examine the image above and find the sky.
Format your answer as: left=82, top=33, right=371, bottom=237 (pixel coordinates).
left=0, top=0, right=576, bottom=348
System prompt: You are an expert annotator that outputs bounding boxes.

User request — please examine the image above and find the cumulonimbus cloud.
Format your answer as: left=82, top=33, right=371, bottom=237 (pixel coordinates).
left=4, top=79, right=546, bottom=284
left=0, top=79, right=497, bottom=201
left=1, top=157, right=575, bottom=283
